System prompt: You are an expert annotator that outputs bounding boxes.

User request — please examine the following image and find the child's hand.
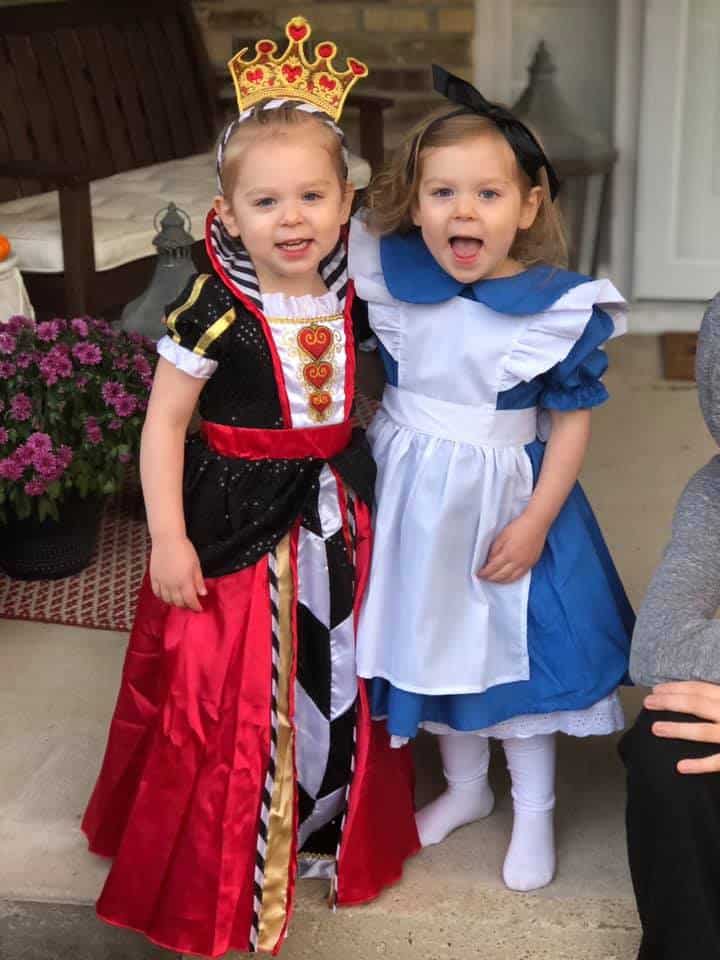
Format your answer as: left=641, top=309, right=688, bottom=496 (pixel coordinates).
left=150, top=535, right=207, bottom=611
left=476, top=513, right=548, bottom=584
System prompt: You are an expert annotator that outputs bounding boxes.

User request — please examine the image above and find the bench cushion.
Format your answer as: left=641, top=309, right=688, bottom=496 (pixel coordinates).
left=0, top=152, right=371, bottom=275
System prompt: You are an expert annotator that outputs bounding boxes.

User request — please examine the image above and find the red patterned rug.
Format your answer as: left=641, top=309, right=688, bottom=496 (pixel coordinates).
left=0, top=397, right=380, bottom=633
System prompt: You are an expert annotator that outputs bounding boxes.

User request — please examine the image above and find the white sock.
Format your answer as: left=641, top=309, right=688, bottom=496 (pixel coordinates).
left=416, top=733, right=495, bottom=847
left=501, top=733, right=556, bottom=892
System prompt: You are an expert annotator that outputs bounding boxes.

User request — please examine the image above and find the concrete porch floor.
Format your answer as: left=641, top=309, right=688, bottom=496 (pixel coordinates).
left=1, top=334, right=716, bottom=960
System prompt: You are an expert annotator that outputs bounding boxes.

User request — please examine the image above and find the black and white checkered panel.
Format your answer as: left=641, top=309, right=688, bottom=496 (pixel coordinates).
left=295, top=465, right=357, bottom=856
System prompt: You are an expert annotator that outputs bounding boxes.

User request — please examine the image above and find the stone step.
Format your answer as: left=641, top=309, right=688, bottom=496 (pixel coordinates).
left=0, top=617, right=642, bottom=960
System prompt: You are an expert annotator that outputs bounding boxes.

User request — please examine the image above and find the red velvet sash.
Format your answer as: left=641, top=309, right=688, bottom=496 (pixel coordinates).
left=201, top=419, right=352, bottom=461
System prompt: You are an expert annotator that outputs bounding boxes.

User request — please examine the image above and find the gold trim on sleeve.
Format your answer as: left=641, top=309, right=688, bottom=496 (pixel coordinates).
left=193, top=307, right=236, bottom=356
left=164, top=273, right=210, bottom=343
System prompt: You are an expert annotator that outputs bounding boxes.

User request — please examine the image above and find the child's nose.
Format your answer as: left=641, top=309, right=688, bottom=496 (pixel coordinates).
left=281, top=202, right=303, bottom=225
left=454, top=195, right=478, bottom=219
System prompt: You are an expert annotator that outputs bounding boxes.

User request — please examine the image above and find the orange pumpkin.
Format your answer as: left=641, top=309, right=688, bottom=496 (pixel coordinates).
left=0, top=234, right=10, bottom=261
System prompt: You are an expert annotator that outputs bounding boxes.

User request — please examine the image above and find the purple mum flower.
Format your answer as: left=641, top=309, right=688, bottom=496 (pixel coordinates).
left=15, top=352, right=33, bottom=369
left=108, top=418, right=123, bottom=431
left=0, top=456, right=24, bottom=480
left=118, top=451, right=132, bottom=464
left=113, top=394, right=137, bottom=417
left=72, top=341, right=102, bottom=365
left=85, top=416, right=102, bottom=445
left=36, top=320, right=61, bottom=342
left=0, top=331, right=17, bottom=355
left=133, top=354, right=152, bottom=378
left=112, top=354, right=129, bottom=371
left=25, top=432, right=52, bottom=455
left=6, top=316, right=29, bottom=335
left=14, top=444, right=35, bottom=468
left=10, top=393, right=32, bottom=421
left=0, top=361, right=16, bottom=378
left=24, top=478, right=47, bottom=496
left=102, top=381, right=125, bottom=404
left=33, top=451, right=59, bottom=478
left=70, top=318, right=89, bottom=337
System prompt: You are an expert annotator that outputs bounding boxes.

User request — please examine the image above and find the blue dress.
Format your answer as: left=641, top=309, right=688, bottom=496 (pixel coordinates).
left=349, top=219, right=634, bottom=741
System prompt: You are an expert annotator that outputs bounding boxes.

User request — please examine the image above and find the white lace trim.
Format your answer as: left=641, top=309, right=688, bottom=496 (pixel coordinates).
left=261, top=290, right=340, bottom=319
left=387, top=692, right=625, bottom=748
left=156, top=335, right=218, bottom=379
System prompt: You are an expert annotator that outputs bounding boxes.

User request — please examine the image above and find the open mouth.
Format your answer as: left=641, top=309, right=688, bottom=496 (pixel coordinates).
left=449, top=236, right=483, bottom=262
left=276, top=239, right=312, bottom=253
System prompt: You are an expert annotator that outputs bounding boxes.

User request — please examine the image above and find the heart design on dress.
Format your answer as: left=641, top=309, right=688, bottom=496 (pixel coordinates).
left=282, top=64, right=303, bottom=84
left=257, top=40, right=275, bottom=54
left=304, top=361, right=333, bottom=388
left=319, top=75, right=337, bottom=92
left=310, top=391, right=332, bottom=415
left=316, top=43, right=335, bottom=59
left=288, top=22, right=309, bottom=41
left=297, top=325, right=332, bottom=360
left=245, top=68, right=264, bottom=84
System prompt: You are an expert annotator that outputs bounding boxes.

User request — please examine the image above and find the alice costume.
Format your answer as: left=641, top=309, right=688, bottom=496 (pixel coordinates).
left=349, top=218, right=634, bottom=742
left=82, top=213, right=419, bottom=958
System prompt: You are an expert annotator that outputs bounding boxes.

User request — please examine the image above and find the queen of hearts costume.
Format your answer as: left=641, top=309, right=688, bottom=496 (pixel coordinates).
left=82, top=21, right=419, bottom=957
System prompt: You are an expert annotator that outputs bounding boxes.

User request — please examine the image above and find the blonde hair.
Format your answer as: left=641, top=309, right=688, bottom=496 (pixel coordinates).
left=217, top=103, right=347, bottom=197
left=367, top=107, right=568, bottom=269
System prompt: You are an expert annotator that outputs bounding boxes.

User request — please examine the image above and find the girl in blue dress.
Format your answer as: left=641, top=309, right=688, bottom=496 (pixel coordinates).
left=349, top=67, right=634, bottom=893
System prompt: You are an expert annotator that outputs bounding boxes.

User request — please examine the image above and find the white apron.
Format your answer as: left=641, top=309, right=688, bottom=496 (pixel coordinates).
left=356, top=293, right=540, bottom=694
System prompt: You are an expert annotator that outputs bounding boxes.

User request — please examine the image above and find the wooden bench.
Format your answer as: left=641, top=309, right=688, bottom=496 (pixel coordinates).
left=0, top=0, right=218, bottom=317
left=0, top=1, right=391, bottom=319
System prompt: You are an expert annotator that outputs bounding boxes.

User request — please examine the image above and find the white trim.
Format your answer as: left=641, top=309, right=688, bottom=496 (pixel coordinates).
left=473, top=0, right=514, bottom=102
left=610, top=0, right=646, bottom=298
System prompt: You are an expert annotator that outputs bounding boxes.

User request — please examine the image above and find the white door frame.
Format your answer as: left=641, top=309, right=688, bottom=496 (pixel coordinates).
left=612, top=0, right=706, bottom=329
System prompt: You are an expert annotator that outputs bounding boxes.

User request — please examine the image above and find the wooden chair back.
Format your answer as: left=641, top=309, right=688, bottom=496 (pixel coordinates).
left=0, top=0, right=217, bottom=201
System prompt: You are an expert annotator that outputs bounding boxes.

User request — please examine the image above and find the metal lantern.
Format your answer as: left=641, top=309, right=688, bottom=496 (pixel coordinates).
left=121, top=203, right=196, bottom=340
left=512, top=42, right=617, bottom=275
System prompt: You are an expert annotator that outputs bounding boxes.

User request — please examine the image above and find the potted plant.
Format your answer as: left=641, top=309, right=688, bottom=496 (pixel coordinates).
left=0, top=315, right=156, bottom=580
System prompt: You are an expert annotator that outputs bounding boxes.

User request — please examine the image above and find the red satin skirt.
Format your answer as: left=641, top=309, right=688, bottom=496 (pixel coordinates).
left=82, top=494, right=419, bottom=957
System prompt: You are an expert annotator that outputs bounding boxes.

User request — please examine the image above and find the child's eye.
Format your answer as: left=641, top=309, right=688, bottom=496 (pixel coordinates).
left=431, top=187, right=453, bottom=198
left=303, top=191, right=323, bottom=202
left=254, top=197, right=276, bottom=208
left=479, top=189, right=499, bottom=200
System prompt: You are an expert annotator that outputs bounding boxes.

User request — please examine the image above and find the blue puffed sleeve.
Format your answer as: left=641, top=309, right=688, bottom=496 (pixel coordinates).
left=538, top=306, right=614, bottom=410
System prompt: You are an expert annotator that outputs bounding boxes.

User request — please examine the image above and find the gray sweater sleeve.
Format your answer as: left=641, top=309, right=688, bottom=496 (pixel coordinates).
left=630, top=455, right=720, bottom=686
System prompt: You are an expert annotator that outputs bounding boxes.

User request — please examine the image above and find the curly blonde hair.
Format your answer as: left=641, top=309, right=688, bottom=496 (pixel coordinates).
left=366, top=107, right=568, bottom=269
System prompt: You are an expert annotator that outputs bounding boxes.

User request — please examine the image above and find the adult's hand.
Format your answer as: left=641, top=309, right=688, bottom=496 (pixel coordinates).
left=645, top=680, right=720, bottom=773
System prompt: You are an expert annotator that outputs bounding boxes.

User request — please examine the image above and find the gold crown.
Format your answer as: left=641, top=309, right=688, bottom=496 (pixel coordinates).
left=228, top=16, right=368, bottom=122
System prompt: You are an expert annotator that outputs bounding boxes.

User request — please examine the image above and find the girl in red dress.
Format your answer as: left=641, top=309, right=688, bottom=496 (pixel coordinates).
left=82, top=19, right=418, bottom=956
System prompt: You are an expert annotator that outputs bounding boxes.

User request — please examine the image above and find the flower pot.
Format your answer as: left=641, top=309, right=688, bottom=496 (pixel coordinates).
left=0, top=494, right=103, bottom=580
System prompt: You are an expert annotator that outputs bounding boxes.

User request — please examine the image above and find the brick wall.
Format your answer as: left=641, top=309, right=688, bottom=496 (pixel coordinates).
left=193, top=1, right=474, bottom=85
left=194, top=0, right=475, bottom=157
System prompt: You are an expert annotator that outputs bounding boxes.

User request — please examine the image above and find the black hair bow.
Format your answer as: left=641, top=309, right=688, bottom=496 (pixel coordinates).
left=431, top=64, right=560, bottom=200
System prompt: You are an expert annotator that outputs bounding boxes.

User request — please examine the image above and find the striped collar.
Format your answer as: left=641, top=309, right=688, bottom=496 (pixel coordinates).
left=205, top=210, right=349, bottom=314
